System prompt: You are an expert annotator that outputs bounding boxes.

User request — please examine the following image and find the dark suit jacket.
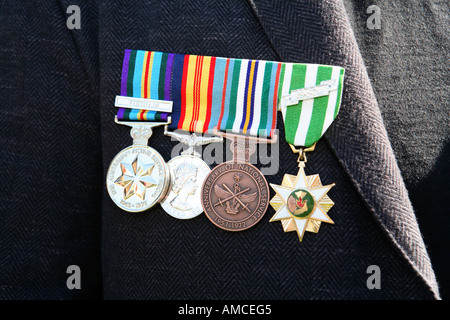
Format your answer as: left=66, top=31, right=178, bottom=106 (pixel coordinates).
left=0, top=0, right=446, bottom=300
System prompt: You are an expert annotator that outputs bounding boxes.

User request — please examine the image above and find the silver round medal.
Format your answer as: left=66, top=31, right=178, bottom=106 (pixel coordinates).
left=160, top=155, right=211, bottom=219
left=106, top=145, right=170, bottom=212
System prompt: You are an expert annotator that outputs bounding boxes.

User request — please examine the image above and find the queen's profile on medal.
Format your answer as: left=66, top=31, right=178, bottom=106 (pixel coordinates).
left=161, top=155, right=211, bottom=220
left=170, top=163, right=198, bottom=211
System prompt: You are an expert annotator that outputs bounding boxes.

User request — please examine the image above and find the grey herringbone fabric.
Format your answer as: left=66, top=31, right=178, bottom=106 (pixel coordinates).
left=0, top=0, right=442, bottom=299
left=0, top=0, right=103, bottom=299
left=343, top=0, right=449, bottom=299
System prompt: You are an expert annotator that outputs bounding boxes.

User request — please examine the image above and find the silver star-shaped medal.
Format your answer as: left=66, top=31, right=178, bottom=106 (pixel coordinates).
left=114, top=155, right=157, bottom=200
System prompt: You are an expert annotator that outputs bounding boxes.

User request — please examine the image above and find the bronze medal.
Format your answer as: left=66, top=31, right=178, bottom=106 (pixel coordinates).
left=201, top=127, right=276, bottom=231
left=202, top=161, right=269, bottom=231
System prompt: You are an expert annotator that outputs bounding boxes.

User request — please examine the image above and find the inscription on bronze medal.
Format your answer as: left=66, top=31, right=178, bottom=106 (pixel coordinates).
left=201, top=162, right=269, bottom=231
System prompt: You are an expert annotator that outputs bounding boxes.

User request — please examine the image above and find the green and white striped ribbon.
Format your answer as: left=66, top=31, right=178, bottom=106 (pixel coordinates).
left=278, top=63, right=345, bottom=147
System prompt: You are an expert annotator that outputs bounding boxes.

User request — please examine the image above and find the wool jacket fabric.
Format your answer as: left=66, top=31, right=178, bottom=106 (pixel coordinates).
left=343, top=0, right=449, bottom=299
left=0, top=0, right=446, bottom=300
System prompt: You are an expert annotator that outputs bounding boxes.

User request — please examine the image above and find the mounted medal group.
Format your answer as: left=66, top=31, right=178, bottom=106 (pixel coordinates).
left=106, top=50, right=344, bottom=243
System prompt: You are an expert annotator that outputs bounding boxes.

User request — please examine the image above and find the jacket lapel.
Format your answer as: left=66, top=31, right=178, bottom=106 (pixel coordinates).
left=248, top=0, right=439, bottom=298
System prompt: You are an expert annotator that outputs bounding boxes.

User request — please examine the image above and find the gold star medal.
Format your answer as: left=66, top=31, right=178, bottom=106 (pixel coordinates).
left=271, top=63, right=345, bottom=242
left=270, top=144, right=335, bottom=241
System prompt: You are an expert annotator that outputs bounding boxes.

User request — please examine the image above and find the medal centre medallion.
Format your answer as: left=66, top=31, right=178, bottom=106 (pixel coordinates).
left=106, top=145, right=169, bottom=212
left=201, top=162, right=269, bottom=231
left=286, top=189, right=316, bottom=219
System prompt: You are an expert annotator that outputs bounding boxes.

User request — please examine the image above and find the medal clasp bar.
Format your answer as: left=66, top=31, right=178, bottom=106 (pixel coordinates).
left=115, top=96, right=173, bottom=112
left=212, top=126, right=278, bottom=163
left=280, top=80, right=337, bottom=109
left=115, top=116, right=172, bottom=146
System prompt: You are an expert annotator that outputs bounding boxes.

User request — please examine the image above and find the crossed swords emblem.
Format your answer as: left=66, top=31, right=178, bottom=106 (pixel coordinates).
left=214, top=182, right=257, bottom=215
